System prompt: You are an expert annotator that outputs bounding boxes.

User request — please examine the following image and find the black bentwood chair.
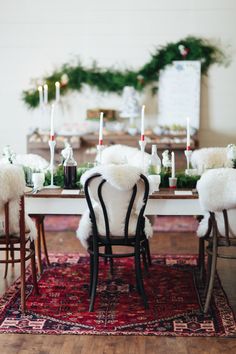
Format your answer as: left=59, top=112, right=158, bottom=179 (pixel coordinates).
left=203, top=210, right=236, bottom=313
left=197, top=168, right=236, bottom=313
left=0, top=164, right=39, bottom=313
left=84, top=172, right=151, bottom=312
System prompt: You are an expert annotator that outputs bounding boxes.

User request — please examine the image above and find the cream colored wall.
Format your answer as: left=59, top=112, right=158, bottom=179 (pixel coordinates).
left=0, top=0, right=235, bottom=154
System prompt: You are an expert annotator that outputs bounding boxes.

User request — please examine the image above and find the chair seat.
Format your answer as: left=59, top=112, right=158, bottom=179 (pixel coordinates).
left=0, top=229, right=31, bottom=244
left=213, top=237, right=236, bottom=247
left=88, top=233, right=147, bottom=246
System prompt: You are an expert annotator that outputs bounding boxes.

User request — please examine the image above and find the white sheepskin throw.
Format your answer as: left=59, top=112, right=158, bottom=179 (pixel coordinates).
left=197, top=210, right=236, bottom=238
left=96, top=144, right=150, bottom=172
left=191, top=147, right=232, bottom=175
left=196, top=168, right=236, bottom=237
left=0, top=165, right=37, bottom=240
left=0, top=154, right=49, bottom=171
left=77, top=164, right=153, bottom=249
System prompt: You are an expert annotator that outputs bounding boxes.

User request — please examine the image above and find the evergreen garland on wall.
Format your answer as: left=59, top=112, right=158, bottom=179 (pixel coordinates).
left=22, top=36, right=226, bottom=109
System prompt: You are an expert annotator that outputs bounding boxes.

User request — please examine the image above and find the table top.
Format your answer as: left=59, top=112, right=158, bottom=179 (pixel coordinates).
left=25, top=188, right=198, bottom=200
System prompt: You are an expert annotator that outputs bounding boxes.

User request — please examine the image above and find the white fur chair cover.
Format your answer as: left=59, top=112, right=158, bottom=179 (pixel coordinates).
left=196, top=168, right=236, bottom=238
left=77, top=164, right=153, bottom=249
left=0, top=154, right=49, bottom=170
left=96, top=144, right=150, bottom=172
left=0, top=165, right=37, bottom=240
left=191, top=147, right=232, bottom=175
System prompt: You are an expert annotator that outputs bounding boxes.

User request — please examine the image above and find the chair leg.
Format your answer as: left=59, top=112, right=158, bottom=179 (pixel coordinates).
left=20, top=240, right=26, bottom=313
left=89, top=250, right=99, bottom=312
left=204, top=252, right=212, bottom=298
left=30, top=242, right=39, bottom=295
left=4, top=242, right=16, bottom=278
left=107, top=245, right=114, bottom=276
left=135, top=245, right=148, bottom=309
left=198, top=237, right=205, bottom=282
left=35, top=218, right=43, bottom=274
left=104, top=245, right=114, bottom=275
left=10, top=242, right=15, bottom=268
left=204, top=233, right=218, bottom=313
left=145, top=239, right=152, bottom=266
left=104, top=245, right=108, bottom=264
left=89, top=253, right=94, bottom=298
left=141, top=248, right=148, bottom=274
left=40, top=216, right=50, bottom=266
left=4, top=248, right=9, bottom=279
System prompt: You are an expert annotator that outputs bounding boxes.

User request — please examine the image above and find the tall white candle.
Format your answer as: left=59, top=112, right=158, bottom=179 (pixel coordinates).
left=171, top=152, right=175, bottom=178
left=44, top=84, right=48, bottom=105
left=50, top=104, right=55, bottom=140
left=55, top=81, right=60, bottom=103
left=99, top=112, right=104, bottom=145
left=38, top=86, right=43, bottom=107
left=141, top=105, right=145, bottom=140
left=186, top=117, right=190, bottom=150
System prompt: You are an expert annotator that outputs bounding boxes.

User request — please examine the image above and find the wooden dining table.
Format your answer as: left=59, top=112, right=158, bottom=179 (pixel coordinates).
left=25, top=188, right=202, bottom=216
left=25, top=188, right=204, bottom=274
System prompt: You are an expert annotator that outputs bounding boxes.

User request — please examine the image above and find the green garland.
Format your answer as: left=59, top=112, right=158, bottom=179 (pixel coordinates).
left=22, top=36, right=226, bottom=108
left=44, top=165, right=88, bottom=188
left=42, top=165, right=200, bottom=189
left=160, top=171, right=200, bottom=189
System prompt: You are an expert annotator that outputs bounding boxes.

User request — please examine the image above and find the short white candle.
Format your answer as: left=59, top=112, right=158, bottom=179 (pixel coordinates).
left=141, top=105, right=145, bottom=140
left=50, top=104, right=55, bottom=140
left=186, top=117, right=190, bottom=150
left=43, top=84, right=48, bottom=105
left=99, top=112, right=104, bottom=145
left=55, top=81, right=60, bottom=103
left=38, top=86, right=43, bottom=107
left=171, top=151, right=175, bottom=178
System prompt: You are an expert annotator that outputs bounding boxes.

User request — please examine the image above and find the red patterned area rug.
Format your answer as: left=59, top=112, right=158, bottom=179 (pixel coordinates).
left=0, top=254, right=235, bottom=336
left=44, top=216, right=198, bottom=232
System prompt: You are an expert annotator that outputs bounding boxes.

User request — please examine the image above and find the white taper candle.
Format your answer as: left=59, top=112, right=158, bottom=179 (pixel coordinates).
left=38, top=86, right=43, bottom=107
left=171, top=151, right=175, bottom=178
left=99, top=112, right=104, bottom=145
left=50, top=104, right=55, bottom=140
left=141, top=105, right=145, bottom=140
left=43, top=84, right=48, bottom=105
left=186, top=117, right=190, bottom=150
left=55, top=81, right=60, bottom=103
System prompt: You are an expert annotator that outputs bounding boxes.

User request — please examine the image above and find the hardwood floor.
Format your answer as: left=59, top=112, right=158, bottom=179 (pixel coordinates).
left=0, top=229, right=236, bottom=354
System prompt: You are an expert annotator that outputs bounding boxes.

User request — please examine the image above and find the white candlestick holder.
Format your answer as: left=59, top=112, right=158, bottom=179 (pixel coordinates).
left=45, top=140, right=60, bottom=189
left=96, top=144, right=105, bottom=165
left=184, top=149, right=193, bottom=174
left=139, top=139, right=147, bottom=172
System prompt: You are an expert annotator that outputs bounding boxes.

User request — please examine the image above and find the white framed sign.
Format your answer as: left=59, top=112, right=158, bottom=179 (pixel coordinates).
left=157, top=61, right=201, bottom=129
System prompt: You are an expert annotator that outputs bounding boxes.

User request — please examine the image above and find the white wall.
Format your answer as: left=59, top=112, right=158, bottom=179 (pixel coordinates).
left=0, top=0, right=235, bottom=154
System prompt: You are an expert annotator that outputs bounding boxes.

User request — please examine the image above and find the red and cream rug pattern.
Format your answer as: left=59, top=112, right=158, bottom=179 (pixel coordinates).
left=0, top=254, right=235, bottom=336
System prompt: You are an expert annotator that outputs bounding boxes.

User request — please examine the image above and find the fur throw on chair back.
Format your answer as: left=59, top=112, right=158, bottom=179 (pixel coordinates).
left=0, top=165, right=37, bottom=240
left=196, top=168, right=236, bottom=237
left=0, top=153, right=49, bottom=170
left=96, top=144, right=150, bottom=172
left=77, top=164, right=153, bottom=249
left=191, top=147, right=232, bottom=175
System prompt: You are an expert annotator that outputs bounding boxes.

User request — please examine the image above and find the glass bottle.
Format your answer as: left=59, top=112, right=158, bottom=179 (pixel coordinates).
left=148, top=145, right=161, bottom=175
left=63, top=147, right=77, bottom=189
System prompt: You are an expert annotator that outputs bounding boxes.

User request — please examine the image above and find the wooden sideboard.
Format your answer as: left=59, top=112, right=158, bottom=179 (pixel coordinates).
left=27, top=132, right=198, bottom=171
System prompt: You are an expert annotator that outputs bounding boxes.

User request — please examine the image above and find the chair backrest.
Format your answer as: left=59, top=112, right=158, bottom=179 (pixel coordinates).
left=197, top=168, right=236, bottom=241
left=191, top=147, right=232, bottom=175
left=2, top=196, right=25, bottom=240
left=0, top=153, right=49, bottom=170
left=0, top=165, right=26, bottom=237
left=84, top=171, right=149, bottom=244
left=96, top=144, right=151, bottom=172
